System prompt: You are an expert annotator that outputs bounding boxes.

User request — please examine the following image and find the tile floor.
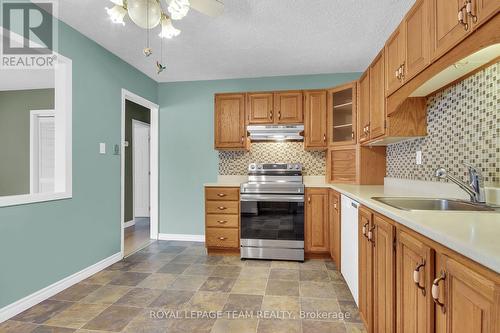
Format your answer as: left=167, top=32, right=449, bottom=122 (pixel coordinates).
left=0, top=241, right=367, bottom=333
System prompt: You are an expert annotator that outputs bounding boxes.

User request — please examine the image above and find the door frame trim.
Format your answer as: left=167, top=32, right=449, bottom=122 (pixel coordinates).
left=121, top=89, right=159, bottom=257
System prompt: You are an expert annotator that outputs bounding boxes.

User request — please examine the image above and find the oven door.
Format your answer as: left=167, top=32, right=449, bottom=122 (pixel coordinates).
left=240, top=193, right=304, bottom=248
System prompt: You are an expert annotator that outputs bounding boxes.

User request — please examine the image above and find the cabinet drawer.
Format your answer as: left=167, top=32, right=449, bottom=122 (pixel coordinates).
left=206, top=201, right=239, bottom=214
left=206, top=228, right=239, bottom=248
left=206, top=214, right=239, bottom=228
left=205, top=187, right=239, bottom=201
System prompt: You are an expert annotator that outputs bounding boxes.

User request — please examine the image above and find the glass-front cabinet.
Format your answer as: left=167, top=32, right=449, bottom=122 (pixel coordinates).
left=327, top=82, right=357, bottom=146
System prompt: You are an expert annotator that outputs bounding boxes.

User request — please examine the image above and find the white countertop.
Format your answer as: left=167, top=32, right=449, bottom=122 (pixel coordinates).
left=205, top=176, right=500, bottom=274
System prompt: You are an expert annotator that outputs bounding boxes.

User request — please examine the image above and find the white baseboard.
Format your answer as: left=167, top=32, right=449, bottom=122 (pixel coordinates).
left=0, top=252, right=122, bottom=323
left=158, top=233, right=205, bottom=242
left=123, top=220, right=136, bottom=228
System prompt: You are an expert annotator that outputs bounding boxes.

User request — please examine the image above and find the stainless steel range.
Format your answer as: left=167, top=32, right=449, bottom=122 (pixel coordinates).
left=240, top=163, right=305, bottom=261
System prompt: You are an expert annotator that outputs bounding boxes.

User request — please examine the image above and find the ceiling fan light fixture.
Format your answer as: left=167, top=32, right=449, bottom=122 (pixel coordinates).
left=128, top=0, right=162, bottom=29
left=159, top=15, right=181, bottom=38
left=167, top=0, right=190, bottom=20
left=110, top=0, right=125, bottom=6
left=106, top=5, right=127, bottom=25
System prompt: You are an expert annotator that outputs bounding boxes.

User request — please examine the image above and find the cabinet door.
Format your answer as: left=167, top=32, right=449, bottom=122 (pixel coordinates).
left=326, top=147, right=357, bottom=184
left=435, top=255, right=498, bottom=333
left=328, top=82, right=357, bottom=146
left=404, top=0, right=431, bottom=81
left=214, top=94, right=246, bottom=149
left=369, top=51, right=386, bottom=140
left=358, top=71, right=370, bottom=143
left=358, top=206, right=373, bottom=332
left=473, top=0, right=500, bottom=27
left=431, top=0, right=470, bottom=60
left=385, top=25, right=406, bottom=96
left=305, top=188, right=329, bottom=253
left=373, top=215, right=395, bottom=333
left=396, top=230, right=434, bottom=333
left=304, top=90, right=327, bottom=150
left=329, top=189, right=341, bottom=266
left=274, top=91, right=303, bottom=124
left=247, top=93, right=274, bottom=124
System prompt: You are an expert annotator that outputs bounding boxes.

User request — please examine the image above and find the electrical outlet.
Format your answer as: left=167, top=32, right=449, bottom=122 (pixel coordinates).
left=416, top=150, right=422, bottom=165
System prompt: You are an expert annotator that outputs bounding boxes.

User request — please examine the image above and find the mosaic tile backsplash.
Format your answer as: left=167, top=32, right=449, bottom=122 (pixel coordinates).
left=387, top=62, right=499, bottom=186
left=219, top=142, right=326, bottom=175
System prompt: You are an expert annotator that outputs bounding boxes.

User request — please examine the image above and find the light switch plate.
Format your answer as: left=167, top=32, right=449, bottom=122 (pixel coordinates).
left=416, top=150, right=422, bottom=165
left=99, top=143, right=106, bottom=154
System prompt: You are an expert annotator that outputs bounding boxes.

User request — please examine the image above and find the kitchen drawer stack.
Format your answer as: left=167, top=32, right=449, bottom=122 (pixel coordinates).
left=204, top=187, right=240, bottom=253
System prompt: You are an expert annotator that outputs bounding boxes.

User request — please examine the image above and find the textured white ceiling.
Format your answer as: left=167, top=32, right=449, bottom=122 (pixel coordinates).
left=58, top=0, right=415, bottom=82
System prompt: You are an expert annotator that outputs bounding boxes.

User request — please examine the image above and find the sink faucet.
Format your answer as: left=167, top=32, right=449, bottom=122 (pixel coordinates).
left=435, top=165, right=485, bottom=203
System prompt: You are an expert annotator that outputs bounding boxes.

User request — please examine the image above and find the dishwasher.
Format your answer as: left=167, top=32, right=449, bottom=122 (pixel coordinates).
left=340, top=194, right=359, bottom=305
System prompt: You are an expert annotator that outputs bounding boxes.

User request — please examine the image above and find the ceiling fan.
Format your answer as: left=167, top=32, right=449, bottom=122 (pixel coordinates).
left=105, top=0, right=224, bottom=73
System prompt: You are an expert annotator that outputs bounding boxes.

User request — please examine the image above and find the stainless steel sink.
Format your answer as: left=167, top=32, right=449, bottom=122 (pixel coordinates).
left=371, top=197, right=499, bottom=212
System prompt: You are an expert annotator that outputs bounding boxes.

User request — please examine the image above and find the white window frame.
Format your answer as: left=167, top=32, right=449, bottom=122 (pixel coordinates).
left=0, top=52, right=73, bottom=207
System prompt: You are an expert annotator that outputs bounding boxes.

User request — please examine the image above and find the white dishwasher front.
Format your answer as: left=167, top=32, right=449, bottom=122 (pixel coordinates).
left=340, top=194, right=359, bottom=305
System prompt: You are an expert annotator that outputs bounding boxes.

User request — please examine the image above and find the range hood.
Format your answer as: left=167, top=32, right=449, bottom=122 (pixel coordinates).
left=247, top=125, right=304, bottom=141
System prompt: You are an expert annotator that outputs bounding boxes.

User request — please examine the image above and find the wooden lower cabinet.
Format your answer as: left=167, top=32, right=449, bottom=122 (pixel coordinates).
left=329, top=189, right=341, bottom=265
left=358, top=206, right=500, bottom=333
left=305, top=188, right=329, bottom=254
left=205, top=187, right=240, bottom=253
left=358, top=206, right=374, bottom=331
left=435, top=254, right=499, bottom=333
left=396, top=230, right=435, bottom=333
left=372, top=214, right=396, bottom=333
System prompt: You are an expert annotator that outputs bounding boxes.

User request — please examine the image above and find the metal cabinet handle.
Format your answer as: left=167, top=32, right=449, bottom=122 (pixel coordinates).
left=218, top=237, right=227, bottom=240
left=465, top=0, right=477, bottom=23
left=308, top=196, right=311, bottom=204
left=217, top=193, right=226, bottom=197
left=218, top=206, right=227, bottom=210
left=401, top=63, right=405, bottom=79
left=362, top=222, right=369, bottom=237
left=395, top=69, right=399, bottom=79
left=333, top=202, right=338, bottom=209
left=241, top=136, right=244, bottom=143
left=368, top=225, right=375, bottom=243
left=432, top=270, right=446, bottom=313
left=413, top=260, right=426, bottom=296
left=217, top=220, right=228, bottom=224
left=351, top=131, right=354, bottom=140
left=270, top=110, right=273, bottom=119
left=323, top=134, right=326, bottom=142
left=458, top=6, right=469, bottom=31
left=278, top=111, right=281, bottom=120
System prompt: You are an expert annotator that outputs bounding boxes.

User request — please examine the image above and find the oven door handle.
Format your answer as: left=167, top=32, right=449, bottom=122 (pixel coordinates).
left=240, top=194, right=305, bottom=203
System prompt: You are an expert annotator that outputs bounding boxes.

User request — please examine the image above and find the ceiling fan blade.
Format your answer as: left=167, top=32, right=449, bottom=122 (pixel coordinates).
left=189, top=0, right=224, bottom=17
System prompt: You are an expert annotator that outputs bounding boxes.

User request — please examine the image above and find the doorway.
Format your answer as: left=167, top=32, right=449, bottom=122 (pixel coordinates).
left=121, top=89, right=159, bottom=257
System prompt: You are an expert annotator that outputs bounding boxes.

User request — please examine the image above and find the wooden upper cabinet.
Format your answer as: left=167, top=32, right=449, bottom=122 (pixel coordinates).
left=358, top=206, right=374, bottom=332
left=369, top=51, right=386, bottom=140
left=358, top=71, right=370, bottom=143
left=404, top=0, right=431, bottom=81
left=274, top=91, right=303, bottom=124
left=305, top=188, right=329, bottom=253
left=431, top=0, right=470, bottom=60
left=385, top=25, right=406, bottom=96
left=329, top=189, right=341, bottom=266
left=304, top=90, right=328, bottom=150
left=372, top=215, right=395, bottom=333
left=214, top=93, right=247, bottom=150
left=435, top=254, right=498, bottom=333
left=473, top=0, right=500, bottom=26
left=327, top=82, right=357, bottom=146
left=247, top=92, right=274, bottom=124
left=396, top=230, right=434, bottom=333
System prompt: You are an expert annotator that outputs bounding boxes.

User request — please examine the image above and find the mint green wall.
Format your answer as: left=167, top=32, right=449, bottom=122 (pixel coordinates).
left=0, top=89, right=54, bottom=196
left=157, top=73, right=361, bottom=236
left=0, top=21, right=157, bottom=307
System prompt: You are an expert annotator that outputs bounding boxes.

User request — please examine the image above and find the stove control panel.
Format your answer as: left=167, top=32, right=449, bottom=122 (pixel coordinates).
left=248, top=163, right=303, bottom=172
